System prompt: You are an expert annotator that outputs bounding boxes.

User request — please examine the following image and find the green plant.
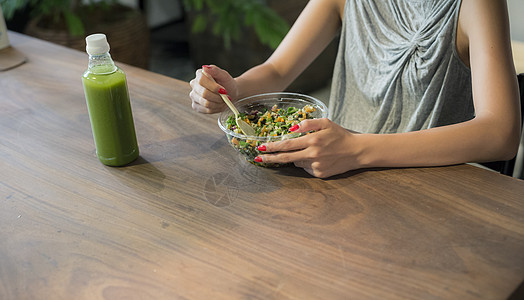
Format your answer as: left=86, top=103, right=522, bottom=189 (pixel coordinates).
left=182, top=0, right=290, bottom=50
left=0, top=0, right=118, bottom=36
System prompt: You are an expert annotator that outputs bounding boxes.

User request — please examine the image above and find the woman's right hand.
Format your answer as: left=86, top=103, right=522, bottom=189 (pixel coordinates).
left=189, top=65, right=237, bottom=114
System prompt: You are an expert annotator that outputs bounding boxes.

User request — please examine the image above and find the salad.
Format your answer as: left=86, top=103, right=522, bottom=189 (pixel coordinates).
left=226, top=104, right=316, bottom=136
left=225, top=104, right=317, bottom=167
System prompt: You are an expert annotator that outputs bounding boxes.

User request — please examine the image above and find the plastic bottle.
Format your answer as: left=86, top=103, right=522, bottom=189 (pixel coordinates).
left=82, top=33, right=139, bottom=166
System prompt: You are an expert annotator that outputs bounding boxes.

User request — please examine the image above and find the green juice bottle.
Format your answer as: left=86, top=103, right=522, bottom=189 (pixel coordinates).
left=82, top=33, right=139, bottom=166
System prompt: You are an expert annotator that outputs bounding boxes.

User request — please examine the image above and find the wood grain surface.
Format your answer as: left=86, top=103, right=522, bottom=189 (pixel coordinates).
left=1, top=31, right=524, bottom=300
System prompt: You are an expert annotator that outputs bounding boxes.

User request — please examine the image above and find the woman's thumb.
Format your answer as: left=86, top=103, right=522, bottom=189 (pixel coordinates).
left=202, top=65, right=232, bottom=85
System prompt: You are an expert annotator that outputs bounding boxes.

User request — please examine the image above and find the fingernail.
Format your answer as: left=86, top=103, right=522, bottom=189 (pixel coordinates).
left=219, top=88, right=227, bottom=94
left=289, top=124, right=299, bottom=132
left=254, top=156, right=263, bottom=163
left=257, top=145, right=266, bottom=152
left=202, top=65, right=211, bottom=69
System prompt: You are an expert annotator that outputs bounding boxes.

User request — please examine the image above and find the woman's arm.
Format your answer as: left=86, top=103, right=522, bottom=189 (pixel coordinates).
left=362, top=0, right=521, bottom=166
left=189, top=0, right=344, bottom=113
left=258, top=0, right=521, bottom=178
left=234, top=0, right=344, bottom=99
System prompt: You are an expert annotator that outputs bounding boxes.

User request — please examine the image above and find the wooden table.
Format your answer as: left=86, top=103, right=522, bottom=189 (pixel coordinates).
left=1, top=31, right=524, bottom=300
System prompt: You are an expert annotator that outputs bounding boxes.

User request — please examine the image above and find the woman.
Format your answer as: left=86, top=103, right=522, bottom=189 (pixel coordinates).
left=189, top=0, right=521, bottom=178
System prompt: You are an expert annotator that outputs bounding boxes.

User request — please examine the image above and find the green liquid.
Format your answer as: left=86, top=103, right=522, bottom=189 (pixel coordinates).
left=82, top=67, right=139, bottom=166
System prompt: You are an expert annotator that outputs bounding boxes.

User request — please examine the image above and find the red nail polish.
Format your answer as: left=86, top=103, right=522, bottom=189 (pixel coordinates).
left=254, top=156, right=263, bottom=163
left=257, top=145, right=266, bottom=151
left=219, top=88, right=227, bottom=94
left=289, top=124, right=299, bottom=132
left=202, top=65, right=211, bottom=69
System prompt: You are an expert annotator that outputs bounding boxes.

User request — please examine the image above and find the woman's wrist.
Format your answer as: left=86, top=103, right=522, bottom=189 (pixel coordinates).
left=352, top=133, right=377, bottom=169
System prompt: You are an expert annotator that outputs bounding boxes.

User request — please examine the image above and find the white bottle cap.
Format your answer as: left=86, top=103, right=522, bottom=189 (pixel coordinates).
left=85, top=33, right=110, bottom=55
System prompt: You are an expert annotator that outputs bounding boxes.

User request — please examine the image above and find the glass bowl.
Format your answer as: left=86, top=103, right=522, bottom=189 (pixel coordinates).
left=218, top=92, right=328, bottom=167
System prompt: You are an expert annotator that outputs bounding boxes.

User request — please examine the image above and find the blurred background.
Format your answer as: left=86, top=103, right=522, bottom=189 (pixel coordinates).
left=2, top=0, right=524, bottom=177
left=2, top=0, right=336, bottom=103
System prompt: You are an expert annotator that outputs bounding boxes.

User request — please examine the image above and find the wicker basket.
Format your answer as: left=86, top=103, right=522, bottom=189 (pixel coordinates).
left=25, top=7, right=150, bottom=69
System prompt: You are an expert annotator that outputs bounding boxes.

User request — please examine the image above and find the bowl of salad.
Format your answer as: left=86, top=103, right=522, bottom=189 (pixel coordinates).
left=218, top=92, right=328, bottom=167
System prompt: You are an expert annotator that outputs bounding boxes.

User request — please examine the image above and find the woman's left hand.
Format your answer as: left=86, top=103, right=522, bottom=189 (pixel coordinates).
left=256, top=118, right=363, bottom=178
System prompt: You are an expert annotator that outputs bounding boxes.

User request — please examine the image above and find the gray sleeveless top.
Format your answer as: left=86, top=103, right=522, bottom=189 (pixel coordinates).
left=328, top=0, right=474, bottom=133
